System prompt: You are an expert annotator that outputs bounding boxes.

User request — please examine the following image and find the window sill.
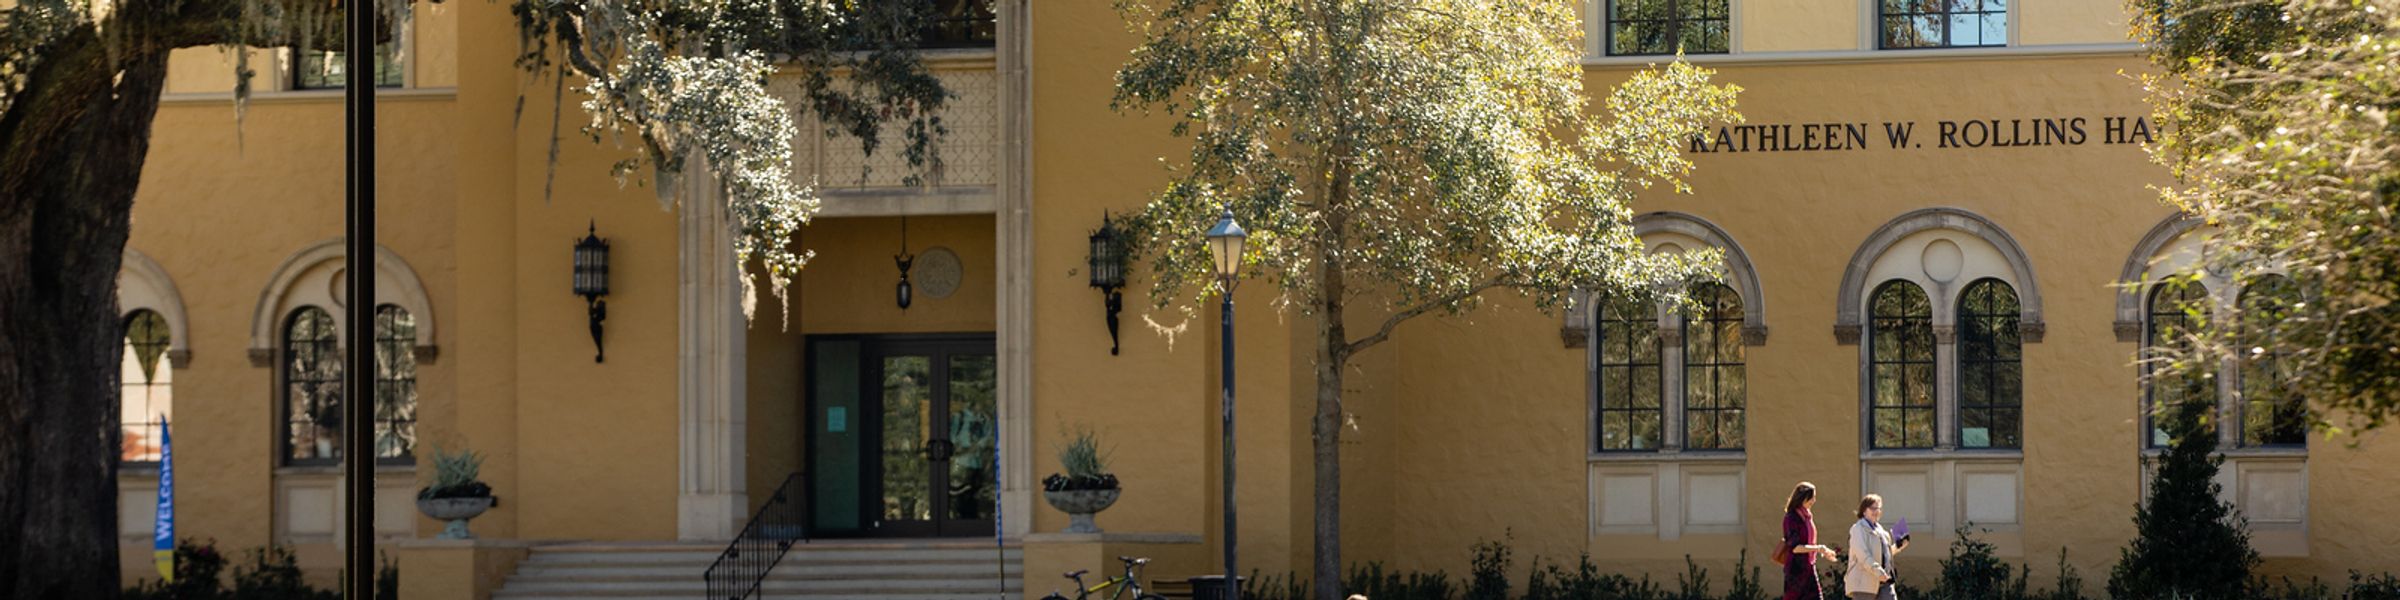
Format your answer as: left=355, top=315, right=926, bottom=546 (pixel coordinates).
left=800, top=47, right=996, bottom=68
left=2139, top=446, right=2308, bottom=459
left=275, top=464, right=419, bottom=476
left=1588, top=449, right=1746, bottom=463
left=1860, top=447, right=2024, bottom=461
left=159, top=86, right=458, bottom=106
left=1580, top=43, right=2140, bottom=67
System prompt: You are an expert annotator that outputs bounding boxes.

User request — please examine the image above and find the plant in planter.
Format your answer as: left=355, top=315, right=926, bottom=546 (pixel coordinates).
left=1042, top=425, right=1120, bottom=533
left=415, top=446, right=496, bottom=539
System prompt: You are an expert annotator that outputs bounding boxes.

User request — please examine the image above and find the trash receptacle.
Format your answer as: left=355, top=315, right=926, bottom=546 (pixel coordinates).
left=1186, top=574, right=1244, bottom=600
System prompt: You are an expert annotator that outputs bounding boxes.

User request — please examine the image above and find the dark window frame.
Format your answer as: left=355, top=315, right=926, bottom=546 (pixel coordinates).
left=2237, top=275, right=2307, bottom=448
left=291, top=42, right=405, bottom=91
left=1869, top=280, right=1936, bottom=449
left=1680, top=283, right=1746, bottom=450
left=2143, top=279, right=2214, bottom=448
left=1594, top=293, right=1665, bottom=452
left=121, top=310, right=172, bottom=466
left=1877, top=0, right=2009, bottom=50
left=373, top=304, right=419, bottom=462
left=1604, top=0, right=1732, bottom=56
left=281, top=307, right=343, bottom=467
left=1956, top=278, right=2022, bottom=449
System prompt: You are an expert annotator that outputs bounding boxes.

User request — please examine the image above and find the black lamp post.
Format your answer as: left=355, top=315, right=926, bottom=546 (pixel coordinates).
left=1204, top=209, right=1248, bottom=600
left=1090, top=213, right=1127, bottom=355
left=574, top=221, right=610, bottom=363
left=340, top=2, right=378, bottom=596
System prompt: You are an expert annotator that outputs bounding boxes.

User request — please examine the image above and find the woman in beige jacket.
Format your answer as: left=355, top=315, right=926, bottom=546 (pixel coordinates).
left=1845, top=494, right=1910, bottom=600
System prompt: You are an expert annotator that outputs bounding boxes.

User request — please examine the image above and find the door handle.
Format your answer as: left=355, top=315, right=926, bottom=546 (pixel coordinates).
left=928, top=439, right=955, bottom=461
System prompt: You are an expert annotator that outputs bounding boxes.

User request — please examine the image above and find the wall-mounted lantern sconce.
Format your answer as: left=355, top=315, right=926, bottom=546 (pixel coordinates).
left=573, top=221, right=610, bottom=363
left=1088, top=213, right=1129, bottom=355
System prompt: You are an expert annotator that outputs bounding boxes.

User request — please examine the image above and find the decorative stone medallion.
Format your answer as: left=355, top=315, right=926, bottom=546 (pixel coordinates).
left=917, top=247, right=964, bottom=299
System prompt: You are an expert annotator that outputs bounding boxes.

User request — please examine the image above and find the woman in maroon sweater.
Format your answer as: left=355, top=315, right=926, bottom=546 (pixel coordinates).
left=1781, top=482, right=1841, bottom=600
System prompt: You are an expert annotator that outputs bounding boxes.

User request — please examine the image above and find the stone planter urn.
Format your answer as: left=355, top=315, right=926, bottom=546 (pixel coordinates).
left=1043, top=488, right=1121, bottom=534
left=416, top=497, right=495, bottom=540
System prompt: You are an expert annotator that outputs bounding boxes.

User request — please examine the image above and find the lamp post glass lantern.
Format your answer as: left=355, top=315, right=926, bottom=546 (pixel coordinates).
left=1206, top=211, right=1247, bottom=284
left=574, top=221, right=610, bottom=362
left=1090, top=214, right=1128, bottom=354
left=1203, top=209, right=1247, bottom=600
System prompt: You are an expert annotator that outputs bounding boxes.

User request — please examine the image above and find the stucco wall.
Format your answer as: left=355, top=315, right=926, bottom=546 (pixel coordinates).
left=162, top=0, right=457, bottom=95
left=117, top=91, right=459, bottom=585
left=743, top=214, right=1001, bottom=512
left=111, top=0, right=2400, bottom=594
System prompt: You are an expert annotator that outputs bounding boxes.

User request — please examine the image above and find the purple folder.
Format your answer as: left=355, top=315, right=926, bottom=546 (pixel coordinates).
left=1893, top=518, right=1911, bottom=540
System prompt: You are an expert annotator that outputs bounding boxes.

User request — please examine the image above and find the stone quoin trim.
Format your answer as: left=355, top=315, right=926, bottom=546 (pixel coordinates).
left=2113, top=213, right=2205, bottom=342
left=1833, top=207, right=2045, bottom=345
left=119, top=248, right=194, bottom=368
left=246, top=238, right=438, bottom=367
left=1565, top=211, right=1770, bottom=347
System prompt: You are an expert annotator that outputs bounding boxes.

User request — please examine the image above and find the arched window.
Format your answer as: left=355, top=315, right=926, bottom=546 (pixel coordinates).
left=374, top=305, right=419, bottom=461
left=1681, top=283, right=1745, bottom=450
left=2144, top=279, right=2213, bottom=447
left=1957, top=279, right=2022, bottom=448
left=283, top=307, right=342, bottom=465
left=1870, top=281, right=1935, bottom=449
left=121, top=310, right=173, bottom=464
left=1595, top=293, right=1663, bottom=451
left=2239, top=276, right=2306, bottom=447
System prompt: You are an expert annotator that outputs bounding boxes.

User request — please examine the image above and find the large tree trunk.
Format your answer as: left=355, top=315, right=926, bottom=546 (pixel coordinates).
left=1311, top=324, right=1346, bottom=600
left=0, top=24, right=175, bottom=599
left=1312, top=234, right=1349, bottom=600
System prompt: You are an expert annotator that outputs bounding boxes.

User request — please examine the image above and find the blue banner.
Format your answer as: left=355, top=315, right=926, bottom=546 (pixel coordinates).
left=153, top=418, right=174, bottom=582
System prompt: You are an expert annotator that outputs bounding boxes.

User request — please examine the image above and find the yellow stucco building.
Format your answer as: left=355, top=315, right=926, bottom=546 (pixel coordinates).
left=105, top=0, right=2400, bottom=598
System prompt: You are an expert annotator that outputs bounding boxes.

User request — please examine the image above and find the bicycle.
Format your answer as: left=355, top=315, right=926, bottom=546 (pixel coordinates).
left=1040, top=555, right=1167, bottom=600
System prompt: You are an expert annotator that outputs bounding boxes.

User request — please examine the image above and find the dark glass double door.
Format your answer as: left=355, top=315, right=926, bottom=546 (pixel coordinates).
left=808, top=335, right=997, bottom=538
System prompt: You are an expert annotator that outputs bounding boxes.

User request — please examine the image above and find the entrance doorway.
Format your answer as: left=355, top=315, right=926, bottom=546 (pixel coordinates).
left=806, top=334, right=998, bottom=538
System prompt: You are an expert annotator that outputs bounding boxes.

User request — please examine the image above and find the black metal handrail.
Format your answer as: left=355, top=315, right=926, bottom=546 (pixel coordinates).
left=704, top=472, right=809, bottom=600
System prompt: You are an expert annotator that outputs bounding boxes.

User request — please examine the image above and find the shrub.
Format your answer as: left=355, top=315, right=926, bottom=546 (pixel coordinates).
left=2108, top=395, right=2260, bottom=600
left=2041, top=549, right=2092, bottom=600
left=1818, top=555, right=1846, bottom=600
left=2255, top=577, right=2337, bottom=600
left=1673, top=556, right=1716, bottom=600
left=1724, top=550, right=1766, bottom=600
left=1242, top=570, right=1310, bottom=600
left=228, top=545, right=337, bottom=600
left=125, top=538, right=231, bottom=600
left=1521, top=553, right=1662, bottom=600
left=124, top=541, right=384, bottom=600
left=376, top=553, right=399, bottom=600
left=2351, top=571, right=2400, bottom=600
left=1466, top=535, right=1513, bottom=600
left=1929, top=525, right=2027, bottom=600
left=1349, top=562, right=1457, bottom=600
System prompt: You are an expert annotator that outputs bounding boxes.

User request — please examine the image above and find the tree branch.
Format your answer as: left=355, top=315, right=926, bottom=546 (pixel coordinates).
left=1344, top=277, right=1513, bottom=356
left=545, top=9, right=611, bottom=82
